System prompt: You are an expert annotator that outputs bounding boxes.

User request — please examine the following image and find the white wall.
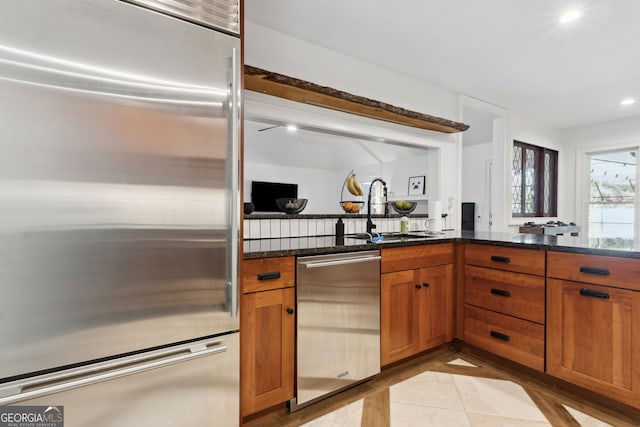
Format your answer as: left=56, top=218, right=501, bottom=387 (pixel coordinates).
left=245, top=22, right=458, bottom=120
left=382, top=152, right=437, bottom=215
left=463, top=100, right=636, bottom=236
left=507, top=112, right=563, bottom=231
left=244, top=162, right=345, bottom=214
left=459, top=108, right=563, bottom=234
left=383, top=153, right=436, bottom=199
left=459, top=96, right=511, bottom=233
left=244, top=22, right=577, bottom=233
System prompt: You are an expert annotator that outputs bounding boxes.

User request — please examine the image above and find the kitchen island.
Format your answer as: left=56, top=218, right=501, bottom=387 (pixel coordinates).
left=241, top=231, right=640, bottom=420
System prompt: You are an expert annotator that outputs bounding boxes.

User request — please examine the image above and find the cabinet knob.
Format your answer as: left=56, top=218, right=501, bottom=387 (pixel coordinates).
left=415, top=284, right=422, bottom=289
left=286, top=307, right=294, bottom=315
left=422, top=282, right=430, bottom=288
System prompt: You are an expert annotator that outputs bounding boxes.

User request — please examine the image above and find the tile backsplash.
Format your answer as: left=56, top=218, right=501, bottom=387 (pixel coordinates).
left=244, top=216, right=430, bottom=240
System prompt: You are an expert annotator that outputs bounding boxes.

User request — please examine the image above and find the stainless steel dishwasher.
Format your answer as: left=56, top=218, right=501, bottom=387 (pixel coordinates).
left=291, top=250, right=381, bottom=410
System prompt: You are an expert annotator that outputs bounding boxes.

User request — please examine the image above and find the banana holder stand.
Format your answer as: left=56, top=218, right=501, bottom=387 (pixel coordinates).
left=340, top=170, right=365, bottom=214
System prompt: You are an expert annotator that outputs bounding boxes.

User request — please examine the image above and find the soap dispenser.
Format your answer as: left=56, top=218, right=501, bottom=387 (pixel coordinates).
left=400, top=216, right=409, bottom=234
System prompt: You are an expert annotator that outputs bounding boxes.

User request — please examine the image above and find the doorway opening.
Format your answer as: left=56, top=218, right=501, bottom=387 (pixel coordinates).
left=460, top=97, right=507, bottom=233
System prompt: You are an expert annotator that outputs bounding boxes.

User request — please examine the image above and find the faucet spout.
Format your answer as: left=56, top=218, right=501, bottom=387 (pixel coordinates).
left=366, top=178, right=388, bottom=235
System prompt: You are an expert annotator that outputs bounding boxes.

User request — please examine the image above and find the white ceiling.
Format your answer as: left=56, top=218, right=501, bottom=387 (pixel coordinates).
left=245, top=0, right=640, bottom=130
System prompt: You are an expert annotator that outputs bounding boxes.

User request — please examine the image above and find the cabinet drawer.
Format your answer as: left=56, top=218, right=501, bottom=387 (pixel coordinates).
left=547, top=251, right=640, bottom=291
left=242, top=257, right=295, bottom=293
left=464, top=265, right=545, bottom=324
left=465, top=244, right=545, bottom=276
left=464, top=304, right=544, bottom=371
left=381, top=243, right=454, bottom=273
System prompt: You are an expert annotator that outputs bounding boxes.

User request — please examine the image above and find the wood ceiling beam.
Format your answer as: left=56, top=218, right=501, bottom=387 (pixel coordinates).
left=244, top=65, right=469, bottom=134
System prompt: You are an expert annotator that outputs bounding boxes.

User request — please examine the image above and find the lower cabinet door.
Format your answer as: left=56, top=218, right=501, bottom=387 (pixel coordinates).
left=547, top=278, right=640, bottom=407
left=381, top=270, right=420, bottom=366
left=418, top=264, right=453, bottom=351
left=241, top=287, right=295, bottom=416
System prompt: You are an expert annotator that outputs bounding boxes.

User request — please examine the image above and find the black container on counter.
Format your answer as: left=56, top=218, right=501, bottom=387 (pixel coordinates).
left=335, top=218, right=345, bottom=245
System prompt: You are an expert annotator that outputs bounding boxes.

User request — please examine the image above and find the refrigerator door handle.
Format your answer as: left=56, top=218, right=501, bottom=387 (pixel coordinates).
left=228, top=46, right=240, bottom=318
left=0, top=341, right=228, bottom=405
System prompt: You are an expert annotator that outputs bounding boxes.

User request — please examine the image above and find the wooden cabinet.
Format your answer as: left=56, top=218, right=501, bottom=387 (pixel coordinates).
left=418, top=265, right=454, bottom=350
left=242, top=256, right=295, bottom=293
left=465, top=265, right=545, bottom=324
left=463, top=244, right=545, bottom=371
left=380, top=244, right=454, bottom=366
left=465, top=304, right=544, bottom=370
left=241, top=257, right=295, bottom=417
left=465, top=243, right=545, bottom=276
left=547, top=252, right=640, bottom=408
left=547, top=251, right=640, bottom=291
left=381, top=269, right=419, bottom=364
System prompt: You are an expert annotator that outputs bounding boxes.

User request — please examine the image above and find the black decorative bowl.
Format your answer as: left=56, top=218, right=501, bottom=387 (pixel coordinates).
left=276, top=198, right=308, bottom=214
left=390, top=201, right=417, bottom=214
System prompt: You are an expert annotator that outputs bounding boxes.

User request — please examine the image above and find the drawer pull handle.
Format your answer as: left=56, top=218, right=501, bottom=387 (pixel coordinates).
left=415, top=284, right=422, bottom=289
left=490, top=330, right=510, bottom=341
left=579, top=266, right=610, bottom=276
left=490, top=288, right=511, bottom=297
left=257, top=271, right=281, bottom=281
left=580, top=289, right=610, bottom=299
left=423, top=282, right=430, bottom=288
left=490, top=256, right=511, bottom=263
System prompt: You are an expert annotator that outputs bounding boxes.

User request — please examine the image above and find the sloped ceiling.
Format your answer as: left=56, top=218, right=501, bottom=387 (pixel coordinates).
left=244, top=120, right=433, bottom=169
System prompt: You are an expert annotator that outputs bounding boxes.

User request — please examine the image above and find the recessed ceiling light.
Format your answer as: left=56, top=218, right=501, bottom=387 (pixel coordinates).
left=620, top=98, right=636, bottom=106
left=559, top=9, right=582, bottom=23
left=286, top=124, right=298, bottom=132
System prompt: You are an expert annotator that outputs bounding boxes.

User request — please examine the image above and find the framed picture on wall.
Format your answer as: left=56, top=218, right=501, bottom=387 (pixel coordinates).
left=408, top=175, right=425, bottom=195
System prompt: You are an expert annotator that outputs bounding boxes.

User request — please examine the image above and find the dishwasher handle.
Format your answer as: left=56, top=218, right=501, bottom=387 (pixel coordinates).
left=300, top=255, right=381, bottom=269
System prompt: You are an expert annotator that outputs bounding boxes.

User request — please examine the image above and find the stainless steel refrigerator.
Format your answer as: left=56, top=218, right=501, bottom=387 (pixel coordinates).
left=0, top=1, right=241, bottom=425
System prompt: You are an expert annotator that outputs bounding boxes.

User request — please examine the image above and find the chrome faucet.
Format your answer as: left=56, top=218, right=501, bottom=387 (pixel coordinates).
left=366, top=178, right=388, bottom=235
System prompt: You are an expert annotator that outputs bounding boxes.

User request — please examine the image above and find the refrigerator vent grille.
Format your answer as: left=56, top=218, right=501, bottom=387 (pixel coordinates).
left=128, top=0, right=240, bottom=35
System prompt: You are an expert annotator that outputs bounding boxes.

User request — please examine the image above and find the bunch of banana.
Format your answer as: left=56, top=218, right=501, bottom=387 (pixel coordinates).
left=346, top=174, right=364, bottom=196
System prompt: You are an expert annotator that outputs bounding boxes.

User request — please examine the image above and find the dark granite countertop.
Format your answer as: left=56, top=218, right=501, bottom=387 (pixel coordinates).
left=243, top=230, right=640, bottom=260
left=244, top=213, right=446, bottom=219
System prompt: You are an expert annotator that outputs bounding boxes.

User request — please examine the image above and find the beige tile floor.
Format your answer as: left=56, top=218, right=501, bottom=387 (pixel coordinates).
left=301, top=357, right=615, bottom=427
left=247, top=349, right=638, bottom=427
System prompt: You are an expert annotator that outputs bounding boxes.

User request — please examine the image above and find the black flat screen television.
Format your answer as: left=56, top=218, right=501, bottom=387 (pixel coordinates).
left=251, top=181, right=298, bottom=212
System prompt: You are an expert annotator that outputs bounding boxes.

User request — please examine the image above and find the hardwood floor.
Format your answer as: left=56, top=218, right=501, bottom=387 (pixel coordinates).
left=243, top=345, right=640, bottom=426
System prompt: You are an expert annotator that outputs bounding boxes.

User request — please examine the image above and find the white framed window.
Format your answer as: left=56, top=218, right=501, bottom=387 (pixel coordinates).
left=586, top=148, right=638, bottom=249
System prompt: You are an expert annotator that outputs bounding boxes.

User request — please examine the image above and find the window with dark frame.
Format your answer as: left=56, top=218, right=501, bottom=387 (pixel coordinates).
left=512, top=140, right=558, bottom=217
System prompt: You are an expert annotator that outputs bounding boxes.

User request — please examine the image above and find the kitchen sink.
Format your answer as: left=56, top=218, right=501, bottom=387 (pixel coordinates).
left=348, top=231, right=442, bottom=242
